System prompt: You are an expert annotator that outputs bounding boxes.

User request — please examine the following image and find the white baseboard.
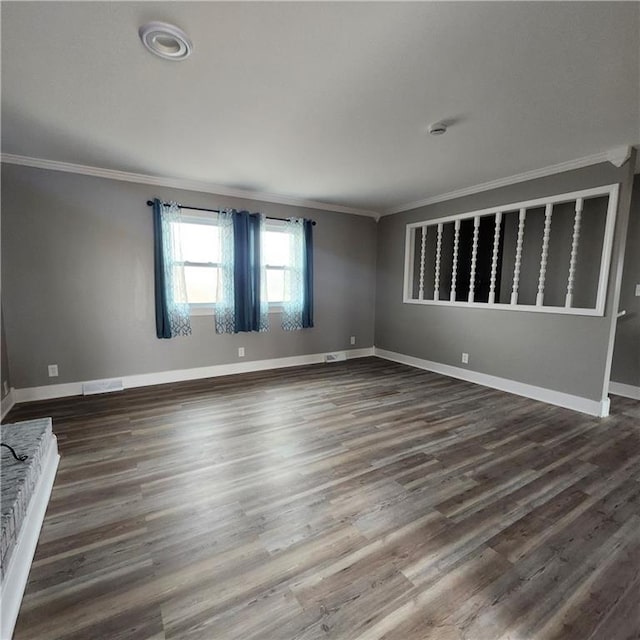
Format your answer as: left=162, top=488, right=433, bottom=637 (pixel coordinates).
left=374, top=348, right=610, bottom=417
left=8, top=347, right=614, bottom=417
left=12, top=348, right=375, bottom=403
left=1, top=388, right=16, bottom=421
left=609, top=381, right=640, bottom=400
left=0, top=434, right=60, bottom=640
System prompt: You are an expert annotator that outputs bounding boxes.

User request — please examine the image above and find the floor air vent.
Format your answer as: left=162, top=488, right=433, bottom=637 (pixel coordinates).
left=82, top=379, right=124, bottom=395
left=325, top=352, right=347, bottom=363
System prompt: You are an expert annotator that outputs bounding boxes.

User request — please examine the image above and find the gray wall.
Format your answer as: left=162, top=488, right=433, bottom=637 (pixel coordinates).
left=1, top=164, right=377, bottom=389
left=2, top=160, right=635, bottom=398
left=1, top=308, right=10, bottom=398
left=610, top=175, right=640, bottom=387
left=375, top=162, right=635, bottom=402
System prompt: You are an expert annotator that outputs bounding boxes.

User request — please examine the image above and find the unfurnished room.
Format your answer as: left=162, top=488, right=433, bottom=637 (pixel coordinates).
left=0, top=2, right=639, bottom=639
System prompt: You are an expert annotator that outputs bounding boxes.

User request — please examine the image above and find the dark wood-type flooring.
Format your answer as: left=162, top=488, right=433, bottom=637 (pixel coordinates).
left=5, top=357, right=640, bottom=640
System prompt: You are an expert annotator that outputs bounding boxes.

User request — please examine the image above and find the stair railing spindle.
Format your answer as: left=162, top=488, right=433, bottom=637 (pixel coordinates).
left=468, top=216, right=480, bottom=302
left=536, top=203, right=553, bottom=306
left=565, top=198, right=583, bottom=308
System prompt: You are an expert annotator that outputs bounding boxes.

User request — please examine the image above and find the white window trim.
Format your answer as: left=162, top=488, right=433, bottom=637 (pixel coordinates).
left=180, top=215, right=291, bottom=315
left=189, top=304, right=216, bottom=317
left=263, top=219, right=291, bottom=309
left=180, top=209, right=219, bottom=225
left=175, top=210, right=221, bottom=312
left=402, top=183, right=619, bottom=317
left=189, top=304, right=284, bottom=316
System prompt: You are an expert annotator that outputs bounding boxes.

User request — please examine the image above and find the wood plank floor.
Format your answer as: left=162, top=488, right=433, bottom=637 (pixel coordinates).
left=4, top=357, right=640, bottom=640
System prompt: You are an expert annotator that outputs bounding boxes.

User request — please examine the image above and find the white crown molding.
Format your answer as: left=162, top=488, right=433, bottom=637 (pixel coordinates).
left=383, top=150, right=616, bottom=216
left=606, top=145, right=633, bottom=169
left=0, top=153, right=380, bottom=219
left=374, top=347, right=610, bottom=417
left=3, top=147, right=633, bottom=221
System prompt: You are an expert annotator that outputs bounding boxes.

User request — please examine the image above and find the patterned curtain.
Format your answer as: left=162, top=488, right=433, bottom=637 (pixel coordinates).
left=153, top=199, right=191, bottom=338
left=215, top=209, right=236, bottom=334
left=215, top=210, right=268, bottom=334
left=282, top=218, right=314, bottom=330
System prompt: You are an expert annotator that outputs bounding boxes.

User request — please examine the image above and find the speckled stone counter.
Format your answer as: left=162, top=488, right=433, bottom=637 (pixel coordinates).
left=1, top=418, right=54, bottom=579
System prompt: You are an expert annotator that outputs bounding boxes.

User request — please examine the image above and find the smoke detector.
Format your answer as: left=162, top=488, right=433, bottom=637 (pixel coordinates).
left=139, top=22, right=193, bottom=61
left=428, top=122, right=447, bottom=136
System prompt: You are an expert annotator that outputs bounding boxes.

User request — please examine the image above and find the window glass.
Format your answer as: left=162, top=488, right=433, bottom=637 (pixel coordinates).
left=184, top=265, right=219, bottom=304
left=175, top=222, right=220, bottom=264
left=264, top=230, right=290, bottom=266
left=263, top=226, right=292, bottom=303
left=266, top=268, right=286, bottom=303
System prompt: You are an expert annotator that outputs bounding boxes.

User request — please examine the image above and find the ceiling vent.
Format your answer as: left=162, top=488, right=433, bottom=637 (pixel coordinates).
left=139, top=22, right=193, bottom=61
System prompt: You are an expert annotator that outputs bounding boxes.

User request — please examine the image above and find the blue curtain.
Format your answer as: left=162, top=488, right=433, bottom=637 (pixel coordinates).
left=153, top=199, right=171, bottom=338
left=282, top=218, right=314, bottom=330
left=153, top=198, right=192, bottom=339
left=302, top=219, right=314, bottom=328
left=215, top=210, right=268, bottom=334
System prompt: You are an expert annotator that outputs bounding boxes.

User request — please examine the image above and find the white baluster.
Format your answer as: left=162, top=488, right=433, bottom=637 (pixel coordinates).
left=418, top=225, right=427, bottom=300
left=488, top=212, right=502, bottom=304
left=565, top=198, right=583, bottom=308
left=536, top=203, right=553, bottom=306
left=450, top=219, right=460, bottom=302
left=510, top=209, right=526, bottom=305
left=434, top=223, right=443, bottom=301
left=468, top=216, right=480, bottom=302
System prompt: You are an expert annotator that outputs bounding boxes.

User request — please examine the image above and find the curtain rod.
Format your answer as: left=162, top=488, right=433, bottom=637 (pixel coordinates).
left=146, top=200, right=316, bottom=225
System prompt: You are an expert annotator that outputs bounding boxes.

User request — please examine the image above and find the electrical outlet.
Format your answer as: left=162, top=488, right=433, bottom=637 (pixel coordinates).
left=350, top=336, right=356, bottom=345
left=48, top=364, right=59, bottom=377
left=238, top=347, right=245, bottom=358
left=2, top=381, right=8, bottom=396
left=461, top=353, right=469, bottom=364
left=635, top=284, right=640, bottom=297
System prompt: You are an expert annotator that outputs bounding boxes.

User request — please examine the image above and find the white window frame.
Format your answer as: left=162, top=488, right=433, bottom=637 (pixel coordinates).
left=263, top=219, right=291, bottom=310
left=175, top=210, right=220, bottom=316
left=402, top=183, right=619, bottom=317
left=178, top=212, right=291, bottom=315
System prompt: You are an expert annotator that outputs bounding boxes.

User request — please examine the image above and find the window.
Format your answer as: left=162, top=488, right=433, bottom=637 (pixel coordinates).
left=403, top=184, right=619, bottom=316
left=172, top=215, right=221, bottom=305
left=263, top=223, right=292, bottom=304
left=173, top=211, right=292, bottom=310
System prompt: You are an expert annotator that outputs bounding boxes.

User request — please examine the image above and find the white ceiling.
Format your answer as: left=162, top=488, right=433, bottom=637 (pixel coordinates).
left=2, top=2, right=639, bottom=215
